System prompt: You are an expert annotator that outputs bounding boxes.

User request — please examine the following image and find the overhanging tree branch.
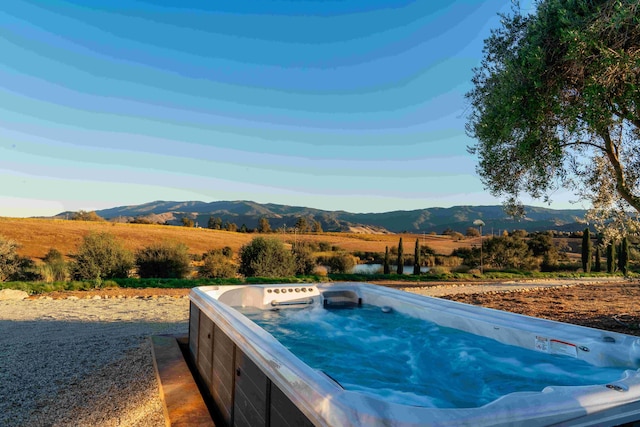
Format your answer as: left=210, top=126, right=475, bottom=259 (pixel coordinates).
left=601, top=129, right=640, bottom=212
left=466, top=0, right=640, bottom=217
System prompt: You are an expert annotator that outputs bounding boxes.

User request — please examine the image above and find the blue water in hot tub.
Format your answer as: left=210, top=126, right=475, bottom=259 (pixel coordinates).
left=239, top=304, right=626, bottom=408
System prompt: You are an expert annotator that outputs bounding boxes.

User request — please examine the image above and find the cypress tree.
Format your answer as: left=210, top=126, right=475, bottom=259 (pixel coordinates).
left=594, top=246, right=601, bottom=272
left=383, top=246, right=390, bottom=275
left=606, top=243, right=616, bottom=273
left=396, top=238, right=404, bottom=275
left=581, top=228, right=592, bottom=273
left=413, top=238, right=421, bottom=275
left=618, top=237, right=629, bottom=276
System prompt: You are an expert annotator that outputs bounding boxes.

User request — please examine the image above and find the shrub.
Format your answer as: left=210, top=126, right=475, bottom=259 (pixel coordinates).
left=318, top=241, right=332, bottom=252
left=466, top=227, right=481, bottom=237
left=451, top=265, right=471, bottom=274
left=10, top=257, right=42, bottom=282
left=451, top=247, right=480, bottom=267
left=71, top=232, right=134, bottom=281
left=136, top=241, right=191, bottom=279
left=43, top=248, right=64, bottom=264
left=198, top=248, right=236, bottom=279
left=325, top=252, right=356, bottom=274
left=221, top=246, right=233, bottom=257
left=239, top=237, right=295, bottom=278
left=198, top=251, right=237, bottom=279
left=467, top=268, right=482, bottom=276
left=0, top=236, right=21, bottom=282
left=41, top=248, right=69, bottom=282
left=449, top=232, right=465, bottom=241
left=292, top=242, right=316, bottom=275
left=428, top=266, right=451, bottom=276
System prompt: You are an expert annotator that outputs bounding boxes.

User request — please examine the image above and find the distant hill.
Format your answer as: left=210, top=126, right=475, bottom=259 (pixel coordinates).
left=56, top=200, right=588, bottom=234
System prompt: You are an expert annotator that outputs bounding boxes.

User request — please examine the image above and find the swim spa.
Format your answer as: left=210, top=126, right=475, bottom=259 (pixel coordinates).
left=188, top=282, right=640, bottom=426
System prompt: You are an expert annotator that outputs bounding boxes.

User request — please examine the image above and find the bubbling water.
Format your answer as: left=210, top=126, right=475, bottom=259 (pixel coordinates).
left=239, top=305, right=626, bottom=408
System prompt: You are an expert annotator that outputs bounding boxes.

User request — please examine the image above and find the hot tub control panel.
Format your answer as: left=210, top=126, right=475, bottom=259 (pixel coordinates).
left=261, top=285, right=320, bottom=309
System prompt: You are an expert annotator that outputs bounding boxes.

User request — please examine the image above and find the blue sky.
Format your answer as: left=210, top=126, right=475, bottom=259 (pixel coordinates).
left=1, top=0, right=572, bottom=217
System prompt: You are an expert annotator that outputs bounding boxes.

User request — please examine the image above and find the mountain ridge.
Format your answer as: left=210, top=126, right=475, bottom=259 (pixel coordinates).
left=55, top=200, right=588, bottom=234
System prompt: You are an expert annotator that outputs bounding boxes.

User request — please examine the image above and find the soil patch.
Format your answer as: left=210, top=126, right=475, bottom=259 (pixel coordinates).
left=434, top=280, right=640, bottom=336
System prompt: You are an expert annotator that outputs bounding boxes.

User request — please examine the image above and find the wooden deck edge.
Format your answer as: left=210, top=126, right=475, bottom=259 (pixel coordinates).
left=151, top=335, right=215, bottom=427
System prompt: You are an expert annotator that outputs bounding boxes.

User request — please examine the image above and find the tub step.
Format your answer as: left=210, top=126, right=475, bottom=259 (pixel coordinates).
left=322, top=290, right=362, bottom=309
left=151, top=335, right=216, bottom=427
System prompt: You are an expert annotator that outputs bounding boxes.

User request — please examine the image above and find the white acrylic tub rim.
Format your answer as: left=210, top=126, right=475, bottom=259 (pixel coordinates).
left=189, top=282, right=640, bottom=427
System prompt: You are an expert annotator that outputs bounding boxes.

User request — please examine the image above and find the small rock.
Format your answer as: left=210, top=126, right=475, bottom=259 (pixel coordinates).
left=91, top=295, right=102, bottom=300
left=0, top=289, right=29, bottom=301
left=67, top=296, right=79, bottom=300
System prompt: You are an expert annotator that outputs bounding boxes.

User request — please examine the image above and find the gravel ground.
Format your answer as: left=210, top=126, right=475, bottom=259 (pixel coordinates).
left=0, top=296, right=189, bottom=427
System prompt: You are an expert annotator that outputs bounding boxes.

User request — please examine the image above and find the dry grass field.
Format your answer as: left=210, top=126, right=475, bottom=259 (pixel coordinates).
left=0, top=217, right=473, bottom=261
left=4, top=216, right=638, bottom=339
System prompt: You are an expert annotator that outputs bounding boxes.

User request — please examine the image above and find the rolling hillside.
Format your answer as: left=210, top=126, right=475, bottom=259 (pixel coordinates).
left=56, top=200, right=588, bottom=234
left=0, top=217, right=471, bottom=261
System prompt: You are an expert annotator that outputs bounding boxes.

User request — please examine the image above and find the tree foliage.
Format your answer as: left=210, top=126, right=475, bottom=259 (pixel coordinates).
left=224, top=222, right=238, bottom=232
left=527, top=231, right=560, bottom=271
left=383, top=246, right=390, bottom=275
left=136, top=241, right=191, bottom=279
left=413, top=239, right=421, bottom=275
left=396, top=238, right=404, bottom=274
left=239, top=237, right=294, bottom=277
left=594, top=244, right=602, bottom=272
left=581, top=228, right=592, bottom=272
left=451, top=247, right=481, bottom=268
left=311, top=219, right=323, bottom=233
left=294, top=217, right=310, bottom=233
left=0, top=236, right=21, bottom=282
left=70, top=210, right=105, bottom=221
left=467, top=0, right=640, bottom=223
left=483, top=234, right=538, bottom=270
left=618, top=236, right=630, bottom=274
left=208, top=216, right=222, bottom=230
left=257, top=218, right=271, bottom=233
left=72, top=232, right=133, bottom=281
left=607, top=242, right=617, bottom=273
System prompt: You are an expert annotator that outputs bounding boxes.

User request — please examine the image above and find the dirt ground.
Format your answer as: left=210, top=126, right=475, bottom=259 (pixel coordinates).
left=36, top=278, right=640, bottom=337
left=440, top=280, right=640, bottom=337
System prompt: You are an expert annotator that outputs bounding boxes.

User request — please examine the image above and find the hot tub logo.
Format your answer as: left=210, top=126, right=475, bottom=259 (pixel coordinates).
left=535, top=336, right=578, bottom=358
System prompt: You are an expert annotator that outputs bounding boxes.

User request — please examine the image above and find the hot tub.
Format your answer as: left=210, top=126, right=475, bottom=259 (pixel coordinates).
left=188, top=282, right=640, bottom=426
